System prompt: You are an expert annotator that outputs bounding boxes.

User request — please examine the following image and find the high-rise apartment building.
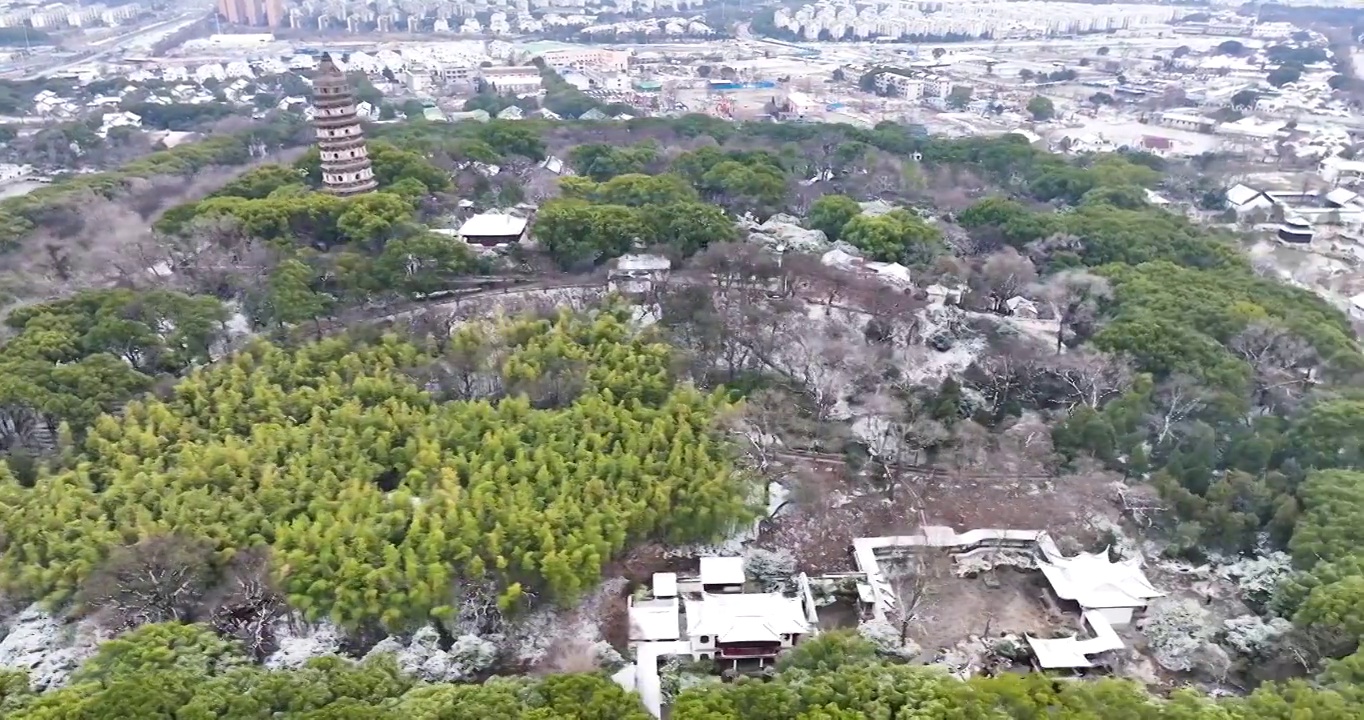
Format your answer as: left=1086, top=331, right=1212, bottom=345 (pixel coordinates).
left=216, top=0, right=283, bottom=27
left=312, top=54, right=377, bottom=197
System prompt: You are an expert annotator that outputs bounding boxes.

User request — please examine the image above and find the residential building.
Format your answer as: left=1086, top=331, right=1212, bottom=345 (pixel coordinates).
left=312, top=53, right=377, bottom=197
left=874, top=72, right=923, bottom=99
left=216, top=0, right=283, bottom=27
left=482, top=66, right=543, bottom=95
left=1152, top=111, right=1216, bottom=133
left=1225, top=183, right=1274, bottom=215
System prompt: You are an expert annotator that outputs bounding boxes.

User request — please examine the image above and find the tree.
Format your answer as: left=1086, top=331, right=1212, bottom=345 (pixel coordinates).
left=1268, top=64, right=1304, bottom=88
left=1018, top=68, right=1035, bottom=80
left=336, top=192, right=416, bottom=246
left=807, top=194, right=861, bottom=242
left=1090, top=92, right=1115, bottom=106
left=946, top=85, right=973, bottom=109
left=1231, top=89, right=1260, bottom=110
left=840, top=210, right=943, bottom=265
left=373, top=232, right=479, bottom=299
left=259, top=257, right=332, bottom=335
left=1027, top=96, right=1056, bottom=121
left=1218, top=40, right=1246, bottom=56
left=932, top=48, right=946, bottom=60
left=647, top=201, right=737, bottom=256
left=1172, top=45, right=1191, bottom=59
left=1097, top=46, right=1110, bottom=56
left=535, top=199, right=646, bottom=270
left=978, top=248, right=1037, bottom=314
left=1035, top=269, right=1110, bottom=352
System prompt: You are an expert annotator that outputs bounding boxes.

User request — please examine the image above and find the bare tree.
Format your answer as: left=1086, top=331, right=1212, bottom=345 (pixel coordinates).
left=978, top=248, right=1038, bottom=314
left=205, top=547, right=285, bottom=659
left=1230, top=321, right=1318, bottom=412
left=1033, top=269, right=1111, bottom=352
left=1149, top=374, right=1210, bottom=445
left=966, top=339, right=1043, bottom=419
left=732, top=388, right=788, bottom=476
left=949, top=419, right=992, bottom=474
left=79, top=536, right=215, bottom=630
left=889, top=551, right=953, bottom=643
left=1051, top=348, right=1134, bottom=410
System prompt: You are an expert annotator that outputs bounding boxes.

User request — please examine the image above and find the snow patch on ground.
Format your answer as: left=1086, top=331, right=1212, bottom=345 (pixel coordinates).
left=0, top=605, right=103, bottom=690
left=505, top=576, right=629, bottom=669
left=263, top=620, right=343, bottom=670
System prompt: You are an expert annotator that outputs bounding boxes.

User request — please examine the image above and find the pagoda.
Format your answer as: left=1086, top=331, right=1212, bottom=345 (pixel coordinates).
left=311, top=53, right=377, bottom=196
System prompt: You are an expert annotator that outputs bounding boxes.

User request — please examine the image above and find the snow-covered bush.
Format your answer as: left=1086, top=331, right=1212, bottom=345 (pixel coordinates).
left=1222, top=614, right=1292, bottom=659
left=592, top=640, right=626, bottom=672
left=745, top=548, right=797, bottom=593
left=447, top=634, right=499, bottom=678
left=363, top=626, right=499, bottom=682
left=263, top=621, right=342, bottom=670
left=857, top=618, right=921, bottom=659
left=1220, top=552, right=1293, bottom=609
left=1144, top=598, right=1213, bottom=672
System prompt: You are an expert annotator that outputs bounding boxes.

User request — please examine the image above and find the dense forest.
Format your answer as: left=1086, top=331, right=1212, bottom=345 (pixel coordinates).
left=0, top=309, right=751, bottom=635
left=1, top=111, right=1364, bottom=714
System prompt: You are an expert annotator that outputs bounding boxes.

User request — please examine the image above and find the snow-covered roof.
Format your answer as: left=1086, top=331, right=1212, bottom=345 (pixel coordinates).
left=698, top=556, right=745, bottom=586
left=458, top=213, right=527, bottom=238
left=1326, top=187, right=1361, bottom=207
left=1037, top=551, right=1164, bottom=610
left=1226, top=183, right=1267, bottom=207
left=616, top=254, right=671, bottom=272
left=653, top=572, right=677, bottom=598
left=628, top=598, right=680, bottom=641
left=1026, top=610, right=1125, bottom=668
left=683, top=593, right=809, bottom=643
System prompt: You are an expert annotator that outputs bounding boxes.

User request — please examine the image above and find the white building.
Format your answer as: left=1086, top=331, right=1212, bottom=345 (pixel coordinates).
left=1225, top=183, right=1274, bottom=214
left=684, top=593, right=811, bottom=662
left=698, top=556, right=745, bottom=593
left=1037, top=550, right=1164, bottom=626
left=481, top=66, right=543, bottom=95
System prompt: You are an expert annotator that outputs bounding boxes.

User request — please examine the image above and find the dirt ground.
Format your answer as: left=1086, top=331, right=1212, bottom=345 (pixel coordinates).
left=902, top=568, right=1065, bottom=653
left=756, top=459, right=1125, bottom=575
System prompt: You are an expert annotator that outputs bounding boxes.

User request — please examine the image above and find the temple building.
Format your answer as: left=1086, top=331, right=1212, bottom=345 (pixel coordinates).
left=312, top=53, right=376, bottom=197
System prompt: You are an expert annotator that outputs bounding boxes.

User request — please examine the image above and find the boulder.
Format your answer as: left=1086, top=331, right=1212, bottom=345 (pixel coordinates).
left=747, top=214, right=830, bottom=254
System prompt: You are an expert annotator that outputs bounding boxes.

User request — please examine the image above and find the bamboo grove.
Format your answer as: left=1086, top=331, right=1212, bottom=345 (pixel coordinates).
left=0, top=309, right=753, bottom=630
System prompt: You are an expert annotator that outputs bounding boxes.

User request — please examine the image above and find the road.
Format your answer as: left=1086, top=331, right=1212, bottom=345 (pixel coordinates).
left=3, top=12, right=201, bottom=80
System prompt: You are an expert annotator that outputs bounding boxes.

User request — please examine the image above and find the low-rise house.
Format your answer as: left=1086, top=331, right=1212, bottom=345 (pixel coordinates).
left=683, top=593, right=811, bottom=662
left=1037, top=550, right=1163, bottom=626
left=458, top=212, right=529, bottom=247
left=1225, top=183, right=1274, bottom=215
